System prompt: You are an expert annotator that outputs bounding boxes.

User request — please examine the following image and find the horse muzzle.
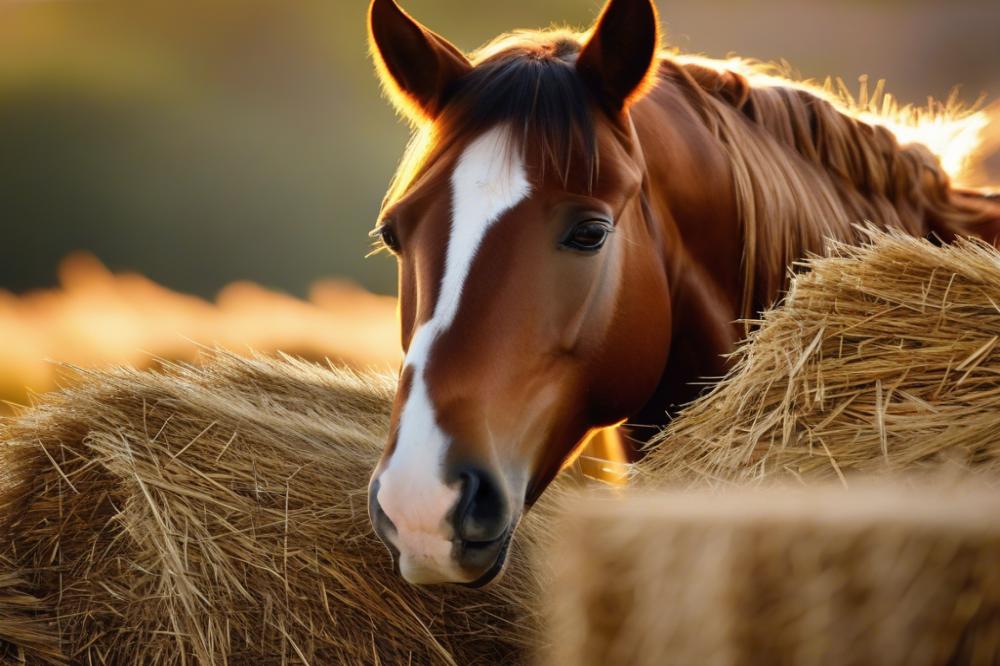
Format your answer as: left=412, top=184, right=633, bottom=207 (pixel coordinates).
left=368, top=466, right=518, bottom=586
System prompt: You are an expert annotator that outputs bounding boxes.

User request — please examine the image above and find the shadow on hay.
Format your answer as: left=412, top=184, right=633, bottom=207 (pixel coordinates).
left=0, top=351, right=570, bottom=665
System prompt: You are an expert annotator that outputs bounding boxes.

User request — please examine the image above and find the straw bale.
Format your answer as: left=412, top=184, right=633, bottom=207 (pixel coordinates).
left=0, top=351, right=556, bottom=665
left=546, top=484, right=1000, bottom=666
left=642, top=229, right=1000, bottom=486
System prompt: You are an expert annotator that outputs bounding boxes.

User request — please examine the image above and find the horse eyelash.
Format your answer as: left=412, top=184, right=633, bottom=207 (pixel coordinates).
left=366, top=225, right=392, bottom=258
left=581, top=218, right=615, bottom=232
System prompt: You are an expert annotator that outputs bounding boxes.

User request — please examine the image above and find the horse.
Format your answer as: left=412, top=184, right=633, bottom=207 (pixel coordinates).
left=364, top=0, right=1000, bottom=586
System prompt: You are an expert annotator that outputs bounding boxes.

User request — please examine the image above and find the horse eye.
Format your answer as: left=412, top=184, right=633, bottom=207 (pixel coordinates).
left=562, top=220, right=612, bottom=252
left=373, top=223, right=401, bottom=253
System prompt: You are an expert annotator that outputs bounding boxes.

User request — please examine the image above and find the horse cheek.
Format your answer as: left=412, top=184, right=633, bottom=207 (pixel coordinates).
left=586, top=262, right=671, bottom=426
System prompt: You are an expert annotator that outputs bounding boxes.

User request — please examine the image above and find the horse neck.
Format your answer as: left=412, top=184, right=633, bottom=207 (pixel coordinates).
left=621, top=84, right=747, bottom=431
left=621, top=64, right=1000, bottom=435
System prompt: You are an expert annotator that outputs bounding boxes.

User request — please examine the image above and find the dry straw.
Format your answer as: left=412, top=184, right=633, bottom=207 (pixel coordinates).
left=0, top=352, right=562, bottom=665
left=546, top=485, right=1000, bottom=666
left=641, top=228, right=1000, bottom=486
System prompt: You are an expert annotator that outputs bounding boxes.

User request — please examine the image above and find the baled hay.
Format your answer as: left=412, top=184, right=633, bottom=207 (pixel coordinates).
left=0, top=351, right=557, bottom=665
left=642, top=229, right=1000, bottom=486
left=546, top=484, right=1000, bottom=666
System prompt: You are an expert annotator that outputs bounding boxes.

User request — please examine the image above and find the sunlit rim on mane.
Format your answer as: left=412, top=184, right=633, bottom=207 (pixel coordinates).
left=672, top=53, right=991, bottom=183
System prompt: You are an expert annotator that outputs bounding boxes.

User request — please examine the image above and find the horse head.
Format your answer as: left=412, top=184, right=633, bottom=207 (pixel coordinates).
left=367, top=0, right=672, bottom=586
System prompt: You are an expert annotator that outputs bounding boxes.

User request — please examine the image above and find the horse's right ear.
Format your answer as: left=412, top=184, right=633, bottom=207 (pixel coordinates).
left=368, top=0, right=472, bottom=124
left=576, top=0, right=660, bottom=114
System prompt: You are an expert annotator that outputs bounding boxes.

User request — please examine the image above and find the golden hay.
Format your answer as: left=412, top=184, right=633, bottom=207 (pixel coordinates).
left=641, top=228, right=1000, bottom=486
left=0, top=351, right=559, bottom=665
left=545, top=485, right=1000, bottom=666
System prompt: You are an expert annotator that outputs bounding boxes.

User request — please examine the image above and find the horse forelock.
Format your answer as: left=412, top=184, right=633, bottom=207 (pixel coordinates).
left=382, top=30, right=602, bottom=209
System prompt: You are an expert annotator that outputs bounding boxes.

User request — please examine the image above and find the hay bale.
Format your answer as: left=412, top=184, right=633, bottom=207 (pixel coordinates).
left=545, top=484, right=1000, bottom=666
left=0, top=351, right=553, bottom=665
left=642, top=229, right=1000, bottom=486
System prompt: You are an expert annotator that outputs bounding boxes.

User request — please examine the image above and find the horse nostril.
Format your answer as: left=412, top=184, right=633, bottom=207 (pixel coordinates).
left=453, top=468, right=509, bottom=543
left=368, top=479, right=398, bottom=545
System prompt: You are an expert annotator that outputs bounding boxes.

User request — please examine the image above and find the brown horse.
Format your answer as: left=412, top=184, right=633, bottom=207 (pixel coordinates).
left=365, top=0, right=1000, bottom=586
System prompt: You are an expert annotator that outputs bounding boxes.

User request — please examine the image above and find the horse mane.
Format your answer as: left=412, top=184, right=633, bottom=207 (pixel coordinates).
left=658, top=54, right=990, bottom=315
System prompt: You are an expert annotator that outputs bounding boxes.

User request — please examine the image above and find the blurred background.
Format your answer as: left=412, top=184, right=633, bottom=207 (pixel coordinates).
left=1, top=0, right=998, bottom=407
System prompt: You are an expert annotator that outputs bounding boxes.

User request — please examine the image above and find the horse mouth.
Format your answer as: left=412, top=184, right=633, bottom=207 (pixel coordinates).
left=458, top=529, right=514, bottom=589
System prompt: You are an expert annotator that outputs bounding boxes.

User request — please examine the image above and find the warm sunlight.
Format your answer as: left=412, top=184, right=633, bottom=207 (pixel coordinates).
left=0, top=253, right=400, bottom=408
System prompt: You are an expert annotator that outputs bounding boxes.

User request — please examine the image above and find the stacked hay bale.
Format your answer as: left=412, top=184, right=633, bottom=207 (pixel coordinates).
left=545, top=485, right=1000, bottom=666
left=642, top=229, right=1000, bottom=487
left=0, top=352, right=557, bottom=665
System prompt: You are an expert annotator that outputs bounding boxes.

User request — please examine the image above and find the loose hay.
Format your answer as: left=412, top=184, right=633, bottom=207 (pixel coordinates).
left=546, top=484, right=1000, bottom=666
left=0, top=352, right=555, bottom=665
left=642, top=228, right=1000, bottom=486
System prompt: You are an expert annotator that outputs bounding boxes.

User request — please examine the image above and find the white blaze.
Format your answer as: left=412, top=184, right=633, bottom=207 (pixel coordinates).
left=376, top=125, right=531, bottom=583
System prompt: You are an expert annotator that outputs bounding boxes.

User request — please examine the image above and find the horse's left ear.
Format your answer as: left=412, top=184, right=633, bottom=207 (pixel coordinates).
left=368, top=0, right=472, bottom=124
left=576, top=0, right=661, bottom=114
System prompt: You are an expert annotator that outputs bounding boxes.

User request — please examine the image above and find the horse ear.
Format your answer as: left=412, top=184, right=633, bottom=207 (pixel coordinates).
left=576, top=0, right=661, bottom=113
left=368, top=0, right=472, bottom=123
